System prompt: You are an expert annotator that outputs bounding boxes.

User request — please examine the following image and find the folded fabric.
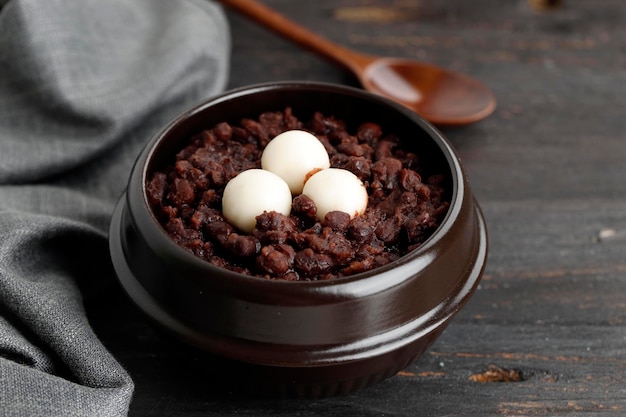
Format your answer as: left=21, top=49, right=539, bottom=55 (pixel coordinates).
left=0, top=1, right=230, bottom=416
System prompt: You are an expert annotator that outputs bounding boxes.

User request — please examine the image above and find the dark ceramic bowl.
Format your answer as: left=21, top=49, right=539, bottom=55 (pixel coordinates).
left=109, top=81, right=487, bottom=397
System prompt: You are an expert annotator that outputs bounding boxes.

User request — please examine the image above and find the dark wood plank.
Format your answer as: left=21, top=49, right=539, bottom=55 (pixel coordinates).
left=90, top=0, right=626, bottom=415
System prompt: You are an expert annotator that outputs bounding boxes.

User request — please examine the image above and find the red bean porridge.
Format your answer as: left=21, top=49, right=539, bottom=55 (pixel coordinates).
left=146, top=108, right=450, bottom=281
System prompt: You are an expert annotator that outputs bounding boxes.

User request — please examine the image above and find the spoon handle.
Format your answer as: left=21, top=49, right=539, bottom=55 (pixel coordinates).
left=219, top=0, right=374, bottom=72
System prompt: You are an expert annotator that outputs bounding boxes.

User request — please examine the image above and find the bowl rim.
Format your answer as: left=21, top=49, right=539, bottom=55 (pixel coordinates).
left=126, top=80, right=469, bottom=295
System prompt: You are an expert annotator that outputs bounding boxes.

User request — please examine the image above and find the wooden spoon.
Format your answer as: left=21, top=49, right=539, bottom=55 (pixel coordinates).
left=220, top=0, right=496, bottom=126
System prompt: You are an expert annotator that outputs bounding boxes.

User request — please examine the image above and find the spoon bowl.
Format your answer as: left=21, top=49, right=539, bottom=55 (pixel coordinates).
left=362, top=58, right=497, bottom=126
left=221, top=0, right=496, bottom=126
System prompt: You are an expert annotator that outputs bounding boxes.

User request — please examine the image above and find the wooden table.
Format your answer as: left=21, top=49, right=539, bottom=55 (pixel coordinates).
left=91, top=0, right=626, bottom=414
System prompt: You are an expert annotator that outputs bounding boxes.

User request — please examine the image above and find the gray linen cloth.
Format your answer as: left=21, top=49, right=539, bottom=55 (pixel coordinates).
left=0, top=0, right=230, bottom=415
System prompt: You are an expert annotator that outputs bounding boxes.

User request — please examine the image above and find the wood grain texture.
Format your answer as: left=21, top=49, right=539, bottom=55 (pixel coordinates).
left=89, top=0, right=626, bottom=415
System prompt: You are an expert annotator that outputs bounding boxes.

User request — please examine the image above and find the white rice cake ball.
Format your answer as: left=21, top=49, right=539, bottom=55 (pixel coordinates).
left=302, top=168, right=368, bottom=221
left=261, top=130, right=330, bottom=194
left=222, top=169, right=292, bottom=233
